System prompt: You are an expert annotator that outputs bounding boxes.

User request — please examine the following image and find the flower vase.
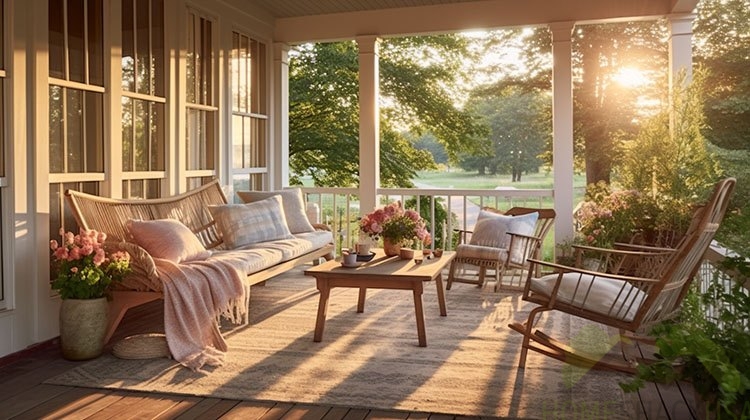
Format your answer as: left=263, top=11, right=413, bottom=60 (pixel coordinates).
left=59, top=297, right=109, bottom=360
left=383, top=238, right=401, bottom=257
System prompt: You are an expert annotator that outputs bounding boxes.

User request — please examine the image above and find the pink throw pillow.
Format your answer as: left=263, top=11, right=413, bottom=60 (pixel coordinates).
left=126, top=219, right=211, bottom=263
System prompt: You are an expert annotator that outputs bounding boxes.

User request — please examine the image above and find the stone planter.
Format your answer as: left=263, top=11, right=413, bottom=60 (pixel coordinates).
left=59, top=297, right=108, bottom=360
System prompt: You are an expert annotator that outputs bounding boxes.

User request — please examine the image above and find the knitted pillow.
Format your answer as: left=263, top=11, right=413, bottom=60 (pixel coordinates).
left=208, top=195, right=295, bottom=249
left=469, top=210, right=539, bottom=262
left=126, top=218, right=211, bottom=263
left=236, top=188, right=315, bottom=234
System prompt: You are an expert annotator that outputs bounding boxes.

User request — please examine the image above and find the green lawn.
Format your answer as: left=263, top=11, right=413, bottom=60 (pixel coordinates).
left=415, top=169, right=588, bottom=191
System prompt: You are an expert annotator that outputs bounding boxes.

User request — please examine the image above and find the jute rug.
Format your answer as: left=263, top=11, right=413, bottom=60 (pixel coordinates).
left=47, top=267, right=636, bottom=419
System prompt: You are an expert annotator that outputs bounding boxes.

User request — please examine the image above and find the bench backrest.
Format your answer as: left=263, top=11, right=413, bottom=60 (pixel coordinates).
left=64, top=180, right=228, bottom=250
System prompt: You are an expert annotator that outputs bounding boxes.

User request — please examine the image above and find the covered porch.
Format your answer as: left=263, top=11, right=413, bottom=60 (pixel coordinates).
left=0, top=0, right=716, bottom=416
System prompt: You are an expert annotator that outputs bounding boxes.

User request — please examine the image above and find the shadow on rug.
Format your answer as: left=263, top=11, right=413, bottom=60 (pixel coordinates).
left=46, top=267, right=636, bottom=419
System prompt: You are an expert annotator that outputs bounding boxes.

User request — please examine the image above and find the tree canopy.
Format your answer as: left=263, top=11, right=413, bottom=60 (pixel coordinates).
left=694, top=0, right=750, bottom=151
left=460, top=86, right=549, bottom=180
left=288, top=37, right=487, bottom=188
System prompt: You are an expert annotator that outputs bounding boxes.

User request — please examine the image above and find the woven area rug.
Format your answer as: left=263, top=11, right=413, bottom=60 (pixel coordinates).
left=47, top=267, right=636, bottom=419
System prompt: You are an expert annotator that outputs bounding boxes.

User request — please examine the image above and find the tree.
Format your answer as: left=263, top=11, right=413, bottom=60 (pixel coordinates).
left=617, top=70, right=721, bottom=209
left=412, top=132, right=448, bottom=166
left=573, top=21, right=668, bottom=185
left=288, top=38, right=487, bottom=188
left=462, top=87, right=548, bottom=180
left=694, top=0, right=750, bottom=152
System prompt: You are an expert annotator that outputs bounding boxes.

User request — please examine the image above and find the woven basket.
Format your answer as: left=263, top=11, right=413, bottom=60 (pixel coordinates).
left=112, top=333, right=171, bottom=360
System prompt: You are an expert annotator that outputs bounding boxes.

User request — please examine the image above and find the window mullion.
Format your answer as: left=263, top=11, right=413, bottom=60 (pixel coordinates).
left=84, top=0, right=90, bottom=85
left=62, top=90, right=69, bottom=173
left=132, top=0, right=138, bottom=94
left=63, top=1, right=69, bottom=80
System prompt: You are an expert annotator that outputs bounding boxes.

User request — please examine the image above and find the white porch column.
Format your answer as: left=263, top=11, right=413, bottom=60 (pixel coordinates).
left=271, top=42, right=291, bottom=190
left=356, top=36, right=380, bottom=214
left=668, top=14, right=695, bottom=86
left=668, top=14, right=695, bottom=137
left=549, top=22, right=576, bottom=245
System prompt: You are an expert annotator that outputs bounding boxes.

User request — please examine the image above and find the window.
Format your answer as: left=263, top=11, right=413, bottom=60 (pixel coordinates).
left=122, top=0, right=165, bottom=199
left=230, top=30, right=268, bottom=196
left=48, top=0, right=105, bottom=241
left=185, top=10, right=217, bottom=187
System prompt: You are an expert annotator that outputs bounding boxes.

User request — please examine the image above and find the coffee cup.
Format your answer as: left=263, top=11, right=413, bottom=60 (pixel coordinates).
left=343, top=252, right=358, bottom=266
left=356, top=243, right=371, bottom=256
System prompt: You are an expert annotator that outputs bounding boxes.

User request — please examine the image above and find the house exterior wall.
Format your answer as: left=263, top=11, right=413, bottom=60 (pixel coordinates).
left=0, top=0, right=276, bottom=358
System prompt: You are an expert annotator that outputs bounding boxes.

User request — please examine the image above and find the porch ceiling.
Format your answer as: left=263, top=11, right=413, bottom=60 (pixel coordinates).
left=245, top=0, right=699, bottom=43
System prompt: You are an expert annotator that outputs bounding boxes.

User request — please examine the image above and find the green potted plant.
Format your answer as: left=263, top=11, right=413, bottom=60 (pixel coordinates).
left=620, top=256, right=750, bottom=419
left=50, top=229, right=130, bottom=360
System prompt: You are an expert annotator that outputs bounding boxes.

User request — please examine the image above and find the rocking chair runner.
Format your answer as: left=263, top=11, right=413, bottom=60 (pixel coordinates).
left=508, top=178, right=736, bottom=373
left=447, top=207, right=556, bottom=292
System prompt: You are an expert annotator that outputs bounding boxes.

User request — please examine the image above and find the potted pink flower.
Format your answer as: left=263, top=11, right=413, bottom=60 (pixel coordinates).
left=50, top=229, right=130, bottom=360
left=360, top=201, right=431, bottom=256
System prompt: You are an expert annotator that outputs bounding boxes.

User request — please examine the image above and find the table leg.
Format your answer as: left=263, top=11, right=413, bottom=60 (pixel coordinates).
left=435, top=274, right=447, bottom=316
left=314, top=279, right=331, bottom=342
left=413, top=286, right=427, bottom=347
left=357, top=287, right=367, bottom=313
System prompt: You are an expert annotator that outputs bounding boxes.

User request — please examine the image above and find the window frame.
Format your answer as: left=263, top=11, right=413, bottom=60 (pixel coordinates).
left=184, top=7, right=219, bottom=186
left=228, top=28, right=269, bottom=198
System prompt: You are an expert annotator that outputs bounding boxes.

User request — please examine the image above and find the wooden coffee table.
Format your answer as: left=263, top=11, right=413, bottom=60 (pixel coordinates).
left=304, top=249, right=455, bottom=347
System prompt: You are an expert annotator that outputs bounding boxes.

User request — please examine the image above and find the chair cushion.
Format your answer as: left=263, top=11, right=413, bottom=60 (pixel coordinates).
left=529, top=272, right=646, bottom=322
left=209, top=195, right=295, bottom=249
left=236, top=188, right=315, bottom=234
left=470, top=210, right=539, bottom=262
left=455, top=244, right=508, bottom=262
left=126, top=218, right=212, bottom=264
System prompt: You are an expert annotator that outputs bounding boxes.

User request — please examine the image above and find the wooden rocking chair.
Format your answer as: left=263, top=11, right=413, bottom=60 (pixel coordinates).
left=508, top=178, right=736, bottom=373
left=447, top=207, right=556, bottom=291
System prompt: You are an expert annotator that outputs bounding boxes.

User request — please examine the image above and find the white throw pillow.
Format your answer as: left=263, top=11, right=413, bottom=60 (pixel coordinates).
left=469, top=211, right=539, bottom=264
left=236, top=188, right=315, bottom=234
left=126, top=218, right=212, bottom=263
left=530, top=272, right=645, bottom=322
left=470, top=211, right=538, bottom=246
left=209, top=195, right=295, bottom=249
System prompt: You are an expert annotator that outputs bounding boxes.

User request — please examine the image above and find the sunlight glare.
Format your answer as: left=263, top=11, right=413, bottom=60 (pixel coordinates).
left=613, top=67, right=650, bottom=88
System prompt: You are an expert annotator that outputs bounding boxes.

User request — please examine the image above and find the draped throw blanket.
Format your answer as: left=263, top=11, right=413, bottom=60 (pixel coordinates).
left=155, top=258, right=249, bottom=371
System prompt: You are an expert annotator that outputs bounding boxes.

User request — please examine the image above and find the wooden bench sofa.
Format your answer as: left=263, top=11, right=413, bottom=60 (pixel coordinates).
left=65, top=180, right=335, bottom=343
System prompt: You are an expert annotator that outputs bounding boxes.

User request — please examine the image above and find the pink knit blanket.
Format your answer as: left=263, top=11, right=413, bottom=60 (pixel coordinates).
left=155, top=257, right=248, bottom=371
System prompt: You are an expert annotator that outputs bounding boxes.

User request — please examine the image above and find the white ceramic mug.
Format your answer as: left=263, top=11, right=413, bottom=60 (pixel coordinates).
left=356, top=243, right=371, bottom=255
left=343, top=252, right=358, bottom=266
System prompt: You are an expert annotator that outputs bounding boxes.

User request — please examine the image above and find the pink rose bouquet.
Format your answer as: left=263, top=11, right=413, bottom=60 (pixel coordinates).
left=50, top=229, right=130, bottom=300
left=360, top=201, right=431, bottom=247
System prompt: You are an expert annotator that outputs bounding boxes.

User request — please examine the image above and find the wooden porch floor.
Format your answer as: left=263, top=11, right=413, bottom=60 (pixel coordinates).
left=0, top=279, right=700, bottom=420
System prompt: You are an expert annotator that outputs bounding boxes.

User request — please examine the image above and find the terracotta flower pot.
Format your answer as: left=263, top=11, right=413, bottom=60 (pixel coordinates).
left=383, top=238, right=401, bottom=257
left=399, top=248, right=415, bottom=260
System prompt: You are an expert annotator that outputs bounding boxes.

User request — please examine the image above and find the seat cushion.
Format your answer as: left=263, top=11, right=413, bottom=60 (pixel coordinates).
left=126, top=218, right=212, bottom=264
left=455, top=243, right=507, bottom=262
left=236, top=188, right=315, bottom=234
left=209, top=195, right=295, bottom=249
left=529, top=272, right=646, bottom=322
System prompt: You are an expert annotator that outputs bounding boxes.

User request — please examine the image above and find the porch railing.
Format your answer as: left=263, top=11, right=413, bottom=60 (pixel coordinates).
left=301, top=186, right=554, bottom=255
left=698, top=244, right=750, bottom=327
left=301, top=186, right=748, bottom=310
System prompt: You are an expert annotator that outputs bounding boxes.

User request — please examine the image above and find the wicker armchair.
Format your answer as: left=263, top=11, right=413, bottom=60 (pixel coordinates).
left=509, top=178, right=736, bottom=373
left=447, top=207, right=556, bottom=292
